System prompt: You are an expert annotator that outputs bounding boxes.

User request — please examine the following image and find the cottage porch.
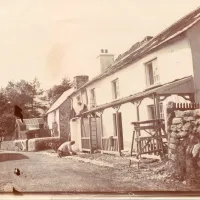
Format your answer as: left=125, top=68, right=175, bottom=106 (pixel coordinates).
left=75, top=76, right=195, bottom=156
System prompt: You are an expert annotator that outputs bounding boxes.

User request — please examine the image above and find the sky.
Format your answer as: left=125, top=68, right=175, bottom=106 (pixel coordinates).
left=0, top=0, right=200, bottom=90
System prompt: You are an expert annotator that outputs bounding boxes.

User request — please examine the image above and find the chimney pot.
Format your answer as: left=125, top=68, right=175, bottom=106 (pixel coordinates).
left=97, top=49, right=114, bottom=73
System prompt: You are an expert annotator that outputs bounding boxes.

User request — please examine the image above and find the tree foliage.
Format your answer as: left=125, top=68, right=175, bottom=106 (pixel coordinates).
left=46, top=77, right=72, bottom=106
left=0, top=76, right=72, bottom=139
left=0, top=77, right=47, bottom=139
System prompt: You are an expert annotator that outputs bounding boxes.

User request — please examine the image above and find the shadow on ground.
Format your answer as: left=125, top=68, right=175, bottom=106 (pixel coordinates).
left=0, top=153, right=29, bottom=162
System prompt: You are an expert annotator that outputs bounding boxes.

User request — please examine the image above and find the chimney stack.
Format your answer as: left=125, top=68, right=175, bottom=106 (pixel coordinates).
left=97, top=49, right=114, bottom=73
left=73, top=75, right=89, bottom=90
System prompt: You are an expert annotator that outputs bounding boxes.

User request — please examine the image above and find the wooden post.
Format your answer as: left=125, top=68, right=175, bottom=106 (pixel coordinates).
left=116, top=107, right=121, bottom=156
left=99, top=110, right=104, bottom=153
left=155, top=94, right=165, bottom=157
left=131, top=99, right=143, bottom=158
left=153, top=94, right=157, bottom=120
left=94, top=113, right=98, bottom=151
left=189, top=93, right=195, bottom=103
left=113, top=106, right=121, bottom=156
left=136, top=105, right=140, bottom=122
left=155, top=94, right=160, bottom=120
left=79, top=117, right=83, bottom=151
left=88, top=115, right=92, bottom=154
left=130, top=131, right=135, bottom=157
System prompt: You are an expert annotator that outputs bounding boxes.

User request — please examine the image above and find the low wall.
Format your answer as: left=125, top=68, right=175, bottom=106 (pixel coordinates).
left=28, top=137, right=66, bottom=152
left=167, top=102, right=200, bottom=184
left=0, top=137, right=66, bottom=152
left=0, top=141, right=16, bottom=151
left=0, top=140, right=29, bottom=152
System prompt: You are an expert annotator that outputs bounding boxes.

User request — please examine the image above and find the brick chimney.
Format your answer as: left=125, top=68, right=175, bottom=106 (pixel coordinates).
left=97, top=49, right=114, bottom=73
left=73, top=75, right=89, bottom=90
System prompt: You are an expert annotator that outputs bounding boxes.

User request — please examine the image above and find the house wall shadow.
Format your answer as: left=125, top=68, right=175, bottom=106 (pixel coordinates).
left=0, top=153, right=29, bottom=162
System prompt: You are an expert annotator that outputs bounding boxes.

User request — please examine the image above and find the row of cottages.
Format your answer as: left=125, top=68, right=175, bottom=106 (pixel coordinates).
left=69, top=6, right=200, bottom=155
left=46, top=6, right=200, bottom=156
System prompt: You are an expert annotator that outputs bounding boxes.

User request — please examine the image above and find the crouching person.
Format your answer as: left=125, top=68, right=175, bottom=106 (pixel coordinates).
left=57, top=141, right=77, bottom=158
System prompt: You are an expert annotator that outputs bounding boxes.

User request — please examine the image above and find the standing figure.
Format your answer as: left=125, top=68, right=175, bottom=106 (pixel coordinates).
left=57, top=141, right=77, bottom=158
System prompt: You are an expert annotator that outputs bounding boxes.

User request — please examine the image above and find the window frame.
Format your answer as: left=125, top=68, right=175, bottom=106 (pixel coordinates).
left=147, top=102, right=164, bottom=120
left=145, top=58, right=160, bottom=88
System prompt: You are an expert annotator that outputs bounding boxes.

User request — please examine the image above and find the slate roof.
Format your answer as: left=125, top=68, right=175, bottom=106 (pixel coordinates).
left=76, top=76, right=194, bottom=117
left=46, top=88, right=74, bottom=114
left=74, top=6, right=200, bottom=93
left=16, top=118, right=44, bottom=126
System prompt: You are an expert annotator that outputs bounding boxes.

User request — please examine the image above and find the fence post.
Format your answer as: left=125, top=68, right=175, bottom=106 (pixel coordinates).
left=166, top=101, right=175, bottom=159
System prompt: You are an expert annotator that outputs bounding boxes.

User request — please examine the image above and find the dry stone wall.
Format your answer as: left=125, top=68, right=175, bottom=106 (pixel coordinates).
left=167, top=102, right=200, bottom=184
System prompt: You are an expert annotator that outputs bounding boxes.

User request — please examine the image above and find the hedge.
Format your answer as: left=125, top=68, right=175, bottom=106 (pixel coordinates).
left=28, top=137, right=67, bottom=152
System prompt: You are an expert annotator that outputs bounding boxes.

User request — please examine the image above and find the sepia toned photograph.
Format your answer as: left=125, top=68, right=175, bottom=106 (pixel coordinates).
left=1, top=0, right=200, bottom=198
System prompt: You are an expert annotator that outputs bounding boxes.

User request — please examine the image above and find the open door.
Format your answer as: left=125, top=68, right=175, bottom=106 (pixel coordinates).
left=113, top=112, right=124, bottom=150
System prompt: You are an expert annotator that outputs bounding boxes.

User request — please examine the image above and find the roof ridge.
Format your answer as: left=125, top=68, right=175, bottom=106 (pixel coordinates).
left=71, top=6, right=200, bottom=95
left=101, top=7, right=200, bottom=71
left=147, top=6, right=200, bottom=43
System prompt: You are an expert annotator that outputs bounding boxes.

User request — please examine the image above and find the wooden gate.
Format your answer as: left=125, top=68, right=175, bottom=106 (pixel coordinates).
left=131, top=119, right=167, bottom=158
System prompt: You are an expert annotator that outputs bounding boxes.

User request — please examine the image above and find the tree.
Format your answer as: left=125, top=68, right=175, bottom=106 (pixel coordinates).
left=47, top=77, right=72, bottom=106
left=0, top=113, right=16, bottom=141
left=27, top=77, right=47, bottom=117
left=3, top=78, right=47, bottom=118
left=0, top=90, right=15, bottom=141
left=0, top=78, right=48, bottom=140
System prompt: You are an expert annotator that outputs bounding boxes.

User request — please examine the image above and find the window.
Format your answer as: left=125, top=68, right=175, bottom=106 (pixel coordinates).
left=112, top=78, right=119, bottom=99
left=145, top=59, right=159, bottom=87
left=147, top=105, right=155, bottom=120
left=147, top=103, right=164, bottom=120
left=90, top=88, right=96, bottom=108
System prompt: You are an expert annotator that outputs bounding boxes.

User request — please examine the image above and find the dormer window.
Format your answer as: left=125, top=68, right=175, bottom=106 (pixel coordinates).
left=145, top=59, right=159, bottom=87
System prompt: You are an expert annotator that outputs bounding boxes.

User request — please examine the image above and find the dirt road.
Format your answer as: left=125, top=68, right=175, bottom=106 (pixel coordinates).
left=0, top=151, right=196, bottom=193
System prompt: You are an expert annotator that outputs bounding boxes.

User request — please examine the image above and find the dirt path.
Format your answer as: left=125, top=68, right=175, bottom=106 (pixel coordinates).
left=0, top=151, right=198, bottom=193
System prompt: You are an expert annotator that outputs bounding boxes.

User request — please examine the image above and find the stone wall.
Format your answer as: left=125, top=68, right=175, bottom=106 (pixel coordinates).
left=167, top=102, right=200, bottom=184
left=59, top=98, right=72, bottom=140
left=0, top=141, right=16, bottom=151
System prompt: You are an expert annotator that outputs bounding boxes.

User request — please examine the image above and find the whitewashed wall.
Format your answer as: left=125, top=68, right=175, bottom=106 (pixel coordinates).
left=47, top=112, right=54, bottom=129
left=70, top=118, right=82, bottom=151
left=86, top=37, right=193, bottom=107
left=186, top=21, right=200, bottom=102
left=71, top=36, right=194, bottom=152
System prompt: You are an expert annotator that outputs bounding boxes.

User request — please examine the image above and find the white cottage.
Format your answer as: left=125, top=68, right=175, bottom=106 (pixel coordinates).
left=70, top=6, right=200, bottom=156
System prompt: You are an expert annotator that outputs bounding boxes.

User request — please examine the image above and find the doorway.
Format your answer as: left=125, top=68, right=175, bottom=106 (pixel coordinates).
left=113, top=112, right=124, bottom=150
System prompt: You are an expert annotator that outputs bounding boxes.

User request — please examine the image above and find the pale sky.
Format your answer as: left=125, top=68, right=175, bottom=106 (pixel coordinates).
left=0, top=0, right=200, bottom=90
